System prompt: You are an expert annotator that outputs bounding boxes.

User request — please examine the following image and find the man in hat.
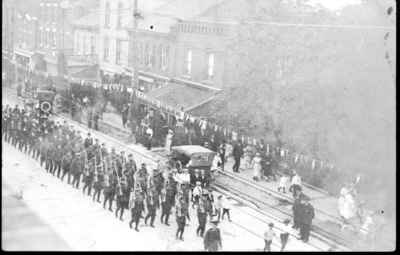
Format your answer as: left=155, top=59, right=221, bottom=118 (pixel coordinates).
left=82, top=160, right=95, bottom=196
left=160, top=183, right=174, bottom=226
left=152, top=168, right=164, bottom=197
left=175, top=196, right=187, bottom=241
left=84, top=133, right=93, bottom=149
left=203, top=217, right=223, bottom=251
left=289, top=170, right=302, bottom=198
left=196, top=195, right=208, bottom=237
left=103, top=171, right=117, bottom=211
left=71, top=151, right=84, bottom=189
left=298, top=197, right=315, bottom=243
left=135, top=163, right=148, bottom=194
left=124, top=154, right=136, bottom=191
left=115, top=177, right=129, bottom=220
left=129, top=189, right=145, bottom=231
left=199, top=169, right=209, bottom=189
left=192, top=181, right=203, bottom=209
left=92, top=166, right=104, bottom=203
left=54, top=144, right=64, bottom=178
left=144, top=188, right=158, bottom=227
left=191, top=169, right=201, bottom=189
left=280, top=219, right=291, bottom=251
left=292, top=194, right=302, bottom=230
left=232, top=141, right=243, bottom=173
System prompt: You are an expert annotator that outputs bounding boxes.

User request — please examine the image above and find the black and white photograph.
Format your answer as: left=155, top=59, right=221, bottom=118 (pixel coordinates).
left=1, top=0, right=396, bottom=251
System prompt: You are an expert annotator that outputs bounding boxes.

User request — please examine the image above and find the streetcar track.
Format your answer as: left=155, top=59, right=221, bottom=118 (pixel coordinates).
left=214, top=175, right=350, bottom=251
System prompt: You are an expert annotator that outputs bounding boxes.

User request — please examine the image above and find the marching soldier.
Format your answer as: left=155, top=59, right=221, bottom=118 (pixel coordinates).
left=61, top=151, right=73, bottom=184
left=115, top=177, right=129, bottom=220
left=196, top=196, right=208, bottom=237
left=175, top=196, right=187, bottom=241
left=92, top=162, right=104, bottom=203
left=123, top=154, right=135, bottom=190
left=144, top=188, right=158, bottom=227
left=135, top=163, right=149, bottom=195
left=103, top=171, right=117, bottom=211
left=71, top=151, right=84, bottom=189
left=100, top=143, right=108, bottom=158
left=82, top=160, right=95, bottom=196
left=54, top=144, right=63, bottom=178
left=46, top=137, right=56, bottom=174
left=116, top=151, right=127, bottom=177
left=125, top=153, right=137, bottom=173
left=129, top=189, right=145, bottom=232
left=39, top=131, right=49, bottom=167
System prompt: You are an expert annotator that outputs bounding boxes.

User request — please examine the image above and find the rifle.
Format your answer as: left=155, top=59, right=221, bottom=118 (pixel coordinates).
left=94, top=148, right=98, bottom=183
left=113, top=156, right=123, bottom=196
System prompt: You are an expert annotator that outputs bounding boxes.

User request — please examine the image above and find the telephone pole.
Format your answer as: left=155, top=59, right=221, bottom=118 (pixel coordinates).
left=132, top=0, right=139, bottom=90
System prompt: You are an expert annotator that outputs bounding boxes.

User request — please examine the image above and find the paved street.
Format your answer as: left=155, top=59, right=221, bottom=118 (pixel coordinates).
left=2, top=183, right=70, bottom=251
left=2, top=139, right=327, bottom=251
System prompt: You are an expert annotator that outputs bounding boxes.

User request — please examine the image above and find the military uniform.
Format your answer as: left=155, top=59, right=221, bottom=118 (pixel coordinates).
left=54, top=145, right=64, bottom=178
left=115, top=179, right=129, bottom=220
left=145, top=190, right=158, bottom=227
left=196, top=197, right=208, bottom=237
left=103, top=172, right=116, bottom=211
left=129, top=191, right=145, bottom=231
left=71, top=153, right=84, bottom=189
left=91, top=168, right=102, bottom=202
left=61, top=152, right=73, bottom=183
left=175, top=199, right=187, bottom=240
left=82, top=161, right=95, bottom=196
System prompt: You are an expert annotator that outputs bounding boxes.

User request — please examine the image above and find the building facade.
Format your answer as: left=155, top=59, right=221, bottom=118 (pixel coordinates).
left=71, top=12, right=100, bottom=64
left=98, top=0, right=132, bottom=75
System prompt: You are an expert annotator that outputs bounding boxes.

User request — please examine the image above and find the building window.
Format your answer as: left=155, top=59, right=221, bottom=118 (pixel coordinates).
left=207, top=53, right=215, bottom=79
left=144, top=43, right=149, bottom=66
left=138, top=42, right=143, bottom=65
left=74, top=32, right=79, bottom=54
left=161, top=45, right=168, bottom=70
left=104, top=2, right=110, bottom=28
left=103, top=36, right=109, bottom=61
left=90, top=35, right=95, bottom=55
left=116, top=39, right=122, bottom=64
left=52, top=31, right=57, bottom=47
left=151, top=45, right=156, bottom=67
left=117, top=2, right=123, bottom=28
left=158, top=45, right=162, bottom=70
left=185, top=49, right=192, bottom=75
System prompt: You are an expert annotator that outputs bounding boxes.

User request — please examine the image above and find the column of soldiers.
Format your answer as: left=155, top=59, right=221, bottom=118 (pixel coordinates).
left=2, top=104, right=219, bottom=243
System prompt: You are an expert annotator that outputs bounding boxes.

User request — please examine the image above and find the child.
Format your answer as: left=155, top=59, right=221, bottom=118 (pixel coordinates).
left=221, top=195, right=232, bottom=222
left=280, top=219, right=291, bottom=251
left=278, top=173, right=290, bottom=193
left=214, top=195, right=223, bottom=221
left=264, top=223, right=276, bottom=251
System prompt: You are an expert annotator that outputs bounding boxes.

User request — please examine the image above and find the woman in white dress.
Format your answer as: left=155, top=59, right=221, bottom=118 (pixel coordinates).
left=243, top=145, right=253, bottom=170
left=252, top=152, right=263, bottom=181
left=338, top=185, right=357, bottom=230
left=165, top=129, right=174, bottom=152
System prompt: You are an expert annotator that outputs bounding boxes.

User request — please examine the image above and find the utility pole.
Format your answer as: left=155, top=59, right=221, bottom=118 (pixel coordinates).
left=132, top=0, right=139, bottom=90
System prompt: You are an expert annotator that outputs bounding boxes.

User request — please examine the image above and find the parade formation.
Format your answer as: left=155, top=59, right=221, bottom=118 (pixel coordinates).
left=2, top=102, right=224, bottom=250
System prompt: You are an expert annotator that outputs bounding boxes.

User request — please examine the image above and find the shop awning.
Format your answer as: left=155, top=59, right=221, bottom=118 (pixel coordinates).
left=14, top=48, right=34, bottom=58
left=70, top=64, right=99, bottom=82
left=145, top=81, right=219, bottom=112
left=139, top=75, right=154, bottom=83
